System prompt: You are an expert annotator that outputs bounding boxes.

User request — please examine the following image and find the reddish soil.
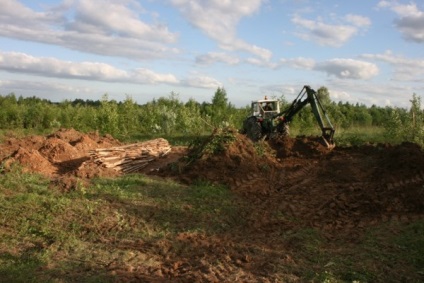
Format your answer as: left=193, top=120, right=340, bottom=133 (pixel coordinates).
left=1, top=128, right=423, bottom=229
left=1, top=129, right=123, bottom=189
left=1, top=128, right=423, bottom=281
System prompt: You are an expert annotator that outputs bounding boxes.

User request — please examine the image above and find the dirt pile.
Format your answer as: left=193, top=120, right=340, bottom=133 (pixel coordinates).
left=158, top=128, right=280, bottom=190
left=0, top=129, right=186, bottom=189
left=1, top=128, right=423, bottom=233
left=0, top=129, right=123, bottom=186
left=270, top=134, right=332, bottom=158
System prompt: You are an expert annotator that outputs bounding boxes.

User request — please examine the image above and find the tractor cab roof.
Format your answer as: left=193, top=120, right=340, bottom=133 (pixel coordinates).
left=253, top=99, right=279, bottom=104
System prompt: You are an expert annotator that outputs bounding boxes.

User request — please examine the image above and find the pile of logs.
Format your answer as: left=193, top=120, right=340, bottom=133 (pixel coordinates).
left=89, top=138, right=171, bottom=173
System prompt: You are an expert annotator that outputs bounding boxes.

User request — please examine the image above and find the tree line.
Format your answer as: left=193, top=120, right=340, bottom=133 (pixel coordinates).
left=0, top=87, right=422, bottom=145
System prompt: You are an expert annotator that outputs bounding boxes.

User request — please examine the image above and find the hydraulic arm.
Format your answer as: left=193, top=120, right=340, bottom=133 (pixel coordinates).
left=276, top=85, right=335, bottom=147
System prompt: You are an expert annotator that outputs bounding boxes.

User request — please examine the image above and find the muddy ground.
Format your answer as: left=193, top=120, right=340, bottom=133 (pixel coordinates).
left=1, top=128, right=423, bottom=281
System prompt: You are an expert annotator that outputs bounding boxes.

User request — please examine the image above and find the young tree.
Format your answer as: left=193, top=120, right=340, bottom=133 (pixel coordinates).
left=0, top=93, right=24, bottom=128
left=97, top=94, right=119, bottom=136
left=384, top=93, right=423, bottom=145
left=317, top=86, right=331, bottom=107
left=210, top=87, right=229, bottom=127
left=408, top=93, right=423, bottom=144
left=118, top=95, right=141, bottom=137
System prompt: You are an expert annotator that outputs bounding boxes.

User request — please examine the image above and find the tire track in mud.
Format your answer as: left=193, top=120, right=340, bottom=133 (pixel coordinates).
left=245, top=147, right=424, bottom=236
left=305, top=169, right=424, bottom=234
left=231, top=158, right=320, bottom=194
left=385, top=170, right=424, bottom=190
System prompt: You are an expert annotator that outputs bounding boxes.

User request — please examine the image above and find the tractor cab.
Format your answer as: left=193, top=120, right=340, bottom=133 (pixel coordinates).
left=251, top=97, right=280, bottom=119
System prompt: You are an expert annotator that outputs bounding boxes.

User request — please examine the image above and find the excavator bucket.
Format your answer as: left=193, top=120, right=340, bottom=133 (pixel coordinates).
left=321, top=128, right=335, bottom=149
left=322, top=136, right=335, bottom=149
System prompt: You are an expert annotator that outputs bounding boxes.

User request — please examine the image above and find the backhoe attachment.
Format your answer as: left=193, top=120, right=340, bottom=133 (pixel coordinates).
left=276, top=85, right=335, bottom=149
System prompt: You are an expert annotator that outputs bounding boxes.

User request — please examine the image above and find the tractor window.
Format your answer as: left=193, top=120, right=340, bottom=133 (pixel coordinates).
left=262, top=102, right=273, bottom=111
left=252, top=101, right=279, bottom=117
left=252, top=102, right=260, bottom=116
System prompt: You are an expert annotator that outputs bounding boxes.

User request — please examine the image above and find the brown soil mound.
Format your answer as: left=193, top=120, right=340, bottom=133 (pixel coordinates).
left=39, top=137, right=81, bottom=163
left=0, top=128, right=124, bottom=188
left=1, top=128, right=423, bottom=233
left=270, top=135, right=332, bottom=158
left=5, top=147, right=57, bottom=176
left=0, top=129, right=184, bottom=190
left=160, top=128, right=280, bottom=193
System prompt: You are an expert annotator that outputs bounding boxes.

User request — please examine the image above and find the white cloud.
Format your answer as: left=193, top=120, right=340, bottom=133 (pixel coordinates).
left=182, top=72, right=223, bottom=89
left=0, top=51, right=178, bottom=84
left=0, top=79, right=92, bottom=94
left=196, top=52, right=240, bottom=65
left=377, top=1, right=424, bottom=43
left=279, top=57, right=315, bottom=69
left=291, top=14, right=370, bottom=47
left=328, top=79, right=419, bottom=108
left=330, top=90, right=353, bottom=102
left=170, top=0, right=272, bottom=60
left=0, top=0, right=58, bottom=27
left=245, top=57, right=278, bottom=69
left=221, top=39, right=273, bottom=61
left=345, top=14, right=371, bottom=28
left=132, top=68, right=179, bottom=84
left=315, top=58, right=379, bottom=79
left=361, top=50, right=424, bottom=82
left=0, top=0, right=180, bottom=60
left=201, top=53, right=315, bottom=70
left=68, top=0, right=176, bottom=43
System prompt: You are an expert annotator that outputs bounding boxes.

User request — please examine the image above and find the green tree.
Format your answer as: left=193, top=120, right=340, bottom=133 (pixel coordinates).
left=97, top=94, right=119, bottom=136
left=384, top=108, right=405, bottom=142
left=353, top=105, right=373, bottom=126
left=0, top=94, right=24, bottom=128
left=118, top=95, right=141, bottom=138
left=317, top=86, right=331, bottom=107
left=178, top=98, right=205, bottom=135
left=369, top=105, right=386, bottom=126
left=408, top=93, right=424, bottom=144
left=384, top=94, right=423, bottom=145
left=210, top=87, right=230, bottom=127
left=23, top=101, right=44, bottom=129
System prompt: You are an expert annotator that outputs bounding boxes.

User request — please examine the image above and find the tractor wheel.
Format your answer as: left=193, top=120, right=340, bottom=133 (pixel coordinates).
left=243, top=117, right=262, bottom=142
left=276, top=122, right=290, bottom=136
left=272, top=122, right=290, bottom=140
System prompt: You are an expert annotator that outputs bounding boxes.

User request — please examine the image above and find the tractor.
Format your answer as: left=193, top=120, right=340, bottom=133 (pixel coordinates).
left=241, top=85, right=335, bottom=148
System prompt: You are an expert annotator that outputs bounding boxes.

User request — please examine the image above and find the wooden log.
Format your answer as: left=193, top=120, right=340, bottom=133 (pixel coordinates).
left=88, top=138, right=171, bottom=173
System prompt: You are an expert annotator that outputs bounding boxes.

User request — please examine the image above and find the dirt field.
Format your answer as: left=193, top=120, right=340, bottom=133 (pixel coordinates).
left=1, top=128, right=423, bottom=281
left=157, top=129, right=424, bottom=237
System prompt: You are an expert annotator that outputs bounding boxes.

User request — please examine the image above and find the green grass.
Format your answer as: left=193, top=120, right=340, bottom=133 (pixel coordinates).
left=0, top=170, right=241, bottom=282
left=289, top=125, right=399, bottom=147
left=333, top=126, right=388, bottom=146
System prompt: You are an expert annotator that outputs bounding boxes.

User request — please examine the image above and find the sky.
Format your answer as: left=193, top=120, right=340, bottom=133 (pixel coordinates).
left=0, top=0, right=423, bottom=108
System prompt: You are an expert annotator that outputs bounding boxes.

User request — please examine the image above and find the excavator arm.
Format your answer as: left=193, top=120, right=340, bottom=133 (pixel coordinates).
left=276, top=85, right=335, bottom=148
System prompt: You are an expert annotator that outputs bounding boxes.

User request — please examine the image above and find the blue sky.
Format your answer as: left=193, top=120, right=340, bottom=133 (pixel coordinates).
left=0, top=0, right=423, bottom=108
